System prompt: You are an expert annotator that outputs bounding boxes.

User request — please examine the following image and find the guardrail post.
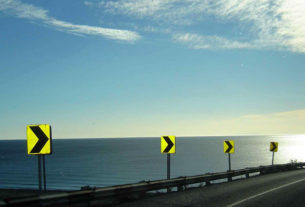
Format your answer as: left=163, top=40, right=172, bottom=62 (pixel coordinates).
left=228, top=171, right=232, bottom=182
left=177, top=185, right=184, bottom=191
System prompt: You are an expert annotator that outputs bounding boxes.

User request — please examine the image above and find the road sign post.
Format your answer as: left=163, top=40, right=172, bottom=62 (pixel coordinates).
left=224, top=140, right=234, bottom=181
left=167, top=154, right=170, bottom=180
left=228, top=153, right=231, bottom=171
left=270, top=142, right=278, bottom=165
left=27, top=124, right=52, bottom=192
left=43, top=155, right=46, bottom=192
left=161, top=136, right=175, bottom=192
left=38, top=155, right=42, bottom=191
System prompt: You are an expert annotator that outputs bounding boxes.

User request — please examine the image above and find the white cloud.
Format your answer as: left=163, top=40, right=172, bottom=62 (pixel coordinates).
left=0, top=0, right=141, bottom=42
left=0, top=0, right=48, bottom=19
left=47, top=19, right=140, bottom=41
left=274, top=1, right=305, bottom=53
left=173, top=33, right=253, bottom=50
left=99, top=0, right=177, bottom=17
left=94, top=0, right=305, bottom=52
left=84, top=1, right=94, bottom=7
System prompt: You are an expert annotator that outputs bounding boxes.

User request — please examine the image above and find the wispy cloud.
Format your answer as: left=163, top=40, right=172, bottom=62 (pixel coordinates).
left=173, top=109, right=305, bottom=136
left=90, top=109, right=305, bottom=137
left=0, top=0, right=141, bottom=42
left=173, top=33, right=253, bottom=50
left=208, top=109, right=305, bottom=135
left=92, top=0, right=305, bottom=52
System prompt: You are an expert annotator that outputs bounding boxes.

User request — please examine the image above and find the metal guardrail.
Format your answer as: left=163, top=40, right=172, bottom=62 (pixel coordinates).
left=2, top=162, right=305, bottom=207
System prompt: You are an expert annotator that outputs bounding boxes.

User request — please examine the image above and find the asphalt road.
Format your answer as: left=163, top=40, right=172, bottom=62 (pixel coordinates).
left=115, top=169, right=305, bottom=207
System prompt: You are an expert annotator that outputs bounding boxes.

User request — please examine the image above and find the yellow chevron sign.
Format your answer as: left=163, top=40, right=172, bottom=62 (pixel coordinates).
left=27, top=124, right=52, bottom=155
left=224, top=140, right=234, bottom=154
left=270, top=142, right=278, bottom=152
left=161, top=136, right=176, bottom=154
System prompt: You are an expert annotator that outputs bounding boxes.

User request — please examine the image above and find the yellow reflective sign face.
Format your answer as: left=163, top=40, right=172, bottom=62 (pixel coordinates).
left=27, top=124, right=52, bottom=155
left=224, top=140, right=234, bottom=153
left=161, top=136, right=176, bottom=154
left=270, top=142, right=278, bottom=152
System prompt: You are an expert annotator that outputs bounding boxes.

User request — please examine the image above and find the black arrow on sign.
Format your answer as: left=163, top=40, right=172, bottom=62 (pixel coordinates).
left=225, top=141, right=233, bottom=153
left=30, top=126, right=49, bottom=153
left=163, top=136, right=174, bottom=153
left=271, top=142, right=277, bottom=152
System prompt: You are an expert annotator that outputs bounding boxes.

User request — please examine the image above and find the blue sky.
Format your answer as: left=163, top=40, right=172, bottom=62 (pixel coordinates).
left=1, top=0, right=305, bottom=139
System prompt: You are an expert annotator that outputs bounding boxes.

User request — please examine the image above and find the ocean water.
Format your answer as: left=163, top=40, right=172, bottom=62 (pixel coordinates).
left=1, top=135, right=305, bottom=190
